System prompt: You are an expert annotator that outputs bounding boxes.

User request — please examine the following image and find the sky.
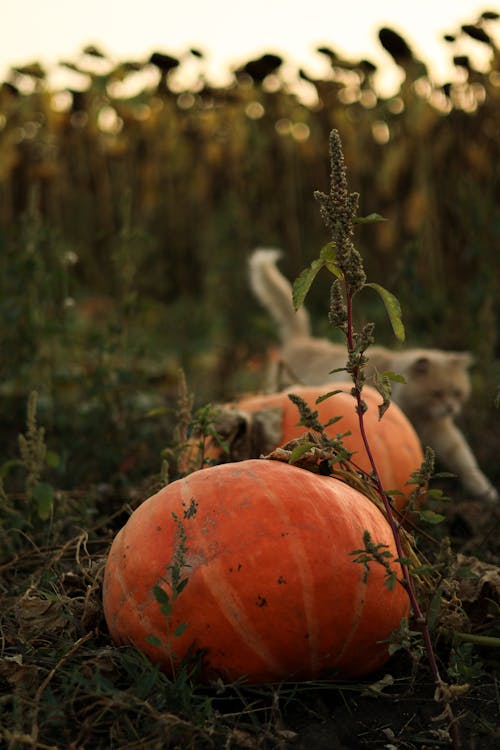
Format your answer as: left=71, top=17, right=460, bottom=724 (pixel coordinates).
left=2, top=0, right=498, bottom=96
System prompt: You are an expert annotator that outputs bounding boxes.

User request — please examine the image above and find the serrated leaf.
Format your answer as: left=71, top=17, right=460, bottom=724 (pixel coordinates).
left=365, top=282, right=405, bottom=341
left=289, top=442, right=316, bottom=463
left=31, top=481, right=54, bottom=520
left=292, top=259, right=325, bottom=310
left=353, top=212, right=388, bottom=224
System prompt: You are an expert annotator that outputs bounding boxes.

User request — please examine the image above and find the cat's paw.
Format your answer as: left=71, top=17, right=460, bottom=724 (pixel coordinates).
left=478, top=484, right=499, bottom=504
left=464, top=473, right=498, bottom=503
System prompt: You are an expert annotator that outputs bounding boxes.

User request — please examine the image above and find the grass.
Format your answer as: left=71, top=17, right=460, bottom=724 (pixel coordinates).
left=1, top=372, right=499, bottom=749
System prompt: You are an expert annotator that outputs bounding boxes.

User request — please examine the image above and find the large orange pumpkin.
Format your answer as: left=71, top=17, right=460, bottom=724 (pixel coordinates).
left=188, top=383, right=423, bottom=509
left=103, top=459, right=410, bottom=683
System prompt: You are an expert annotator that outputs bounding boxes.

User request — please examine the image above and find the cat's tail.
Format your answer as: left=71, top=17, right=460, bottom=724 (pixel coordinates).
left=248, top=248, right=311, bottom=343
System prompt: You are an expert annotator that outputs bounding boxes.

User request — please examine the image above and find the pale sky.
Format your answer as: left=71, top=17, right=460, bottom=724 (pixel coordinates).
left=2, top=0, right=498, bottom=95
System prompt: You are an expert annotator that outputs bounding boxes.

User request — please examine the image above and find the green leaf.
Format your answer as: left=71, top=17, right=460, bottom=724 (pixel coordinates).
left=323, top=416, right=342, bottom=428
left=146, top=406, right=169, bottom=417
left=384, top=573, right=397, bottom=591
left=174, top=577, right=189, bottom=596
left=418, top=509, right=446, bottom=525
left=453, top=566, right=479, bottom=580
left=0, top=458, right=23, bottom=479
left=145, top=634, right=162, bottom=647
left=319, top=242, right=337, bottom=261
left=410, top=563, right=437, bottom=576
left=174, top=622, right=189, bottom=637
left=31, top=481, right=54, bottom=520
left=289, top=442, right=316, bottom=463
left=319, top=242, right=343, bottom=278
left=315, top=389, right=344, bottom=404
left=153, top=585, right=170, bottom=606
left=377, top=396, right=391, bottom=420
left=425, top=488, right=446, bottom=501
left=427, top=584, right=444, bottom=631
left=393, top=556, right=412, bottom=567
left=353, top=212, right=388, bottom=224
left=292, top=258, right=325, bottom=310
left=365, top=282, right=405, bottom=341
left=388, top=642, right=402, bottom=655
left=161, top=602, right=173, bottom=617
left=292, top=243, right=344, bottom=310
left=370, top=372, right=392, bottom=420
left=45, top=450, right=60, bottom=468
left=382, top=370, right=407, bottom=384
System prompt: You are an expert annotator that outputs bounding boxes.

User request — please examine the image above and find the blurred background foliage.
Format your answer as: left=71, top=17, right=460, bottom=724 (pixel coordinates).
left=1, top=12, right=499, bottom=487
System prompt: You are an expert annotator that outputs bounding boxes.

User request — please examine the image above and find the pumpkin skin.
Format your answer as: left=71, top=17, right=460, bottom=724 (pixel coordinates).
left=103, top=459, right=410, bottom=683
left=194, top=383, right=423, bottom=509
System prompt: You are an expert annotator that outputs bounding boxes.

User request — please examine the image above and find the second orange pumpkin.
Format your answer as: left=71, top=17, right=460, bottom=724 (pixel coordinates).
left=188, top=383, right=424, bottom=508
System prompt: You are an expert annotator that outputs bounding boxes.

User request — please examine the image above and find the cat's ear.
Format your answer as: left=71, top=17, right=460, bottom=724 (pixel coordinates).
left=449, top=352, right=474, bottom=369
left=410, top=356, right=430, bottom=375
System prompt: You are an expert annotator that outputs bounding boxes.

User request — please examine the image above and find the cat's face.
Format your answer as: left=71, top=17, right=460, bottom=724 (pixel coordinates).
left=399, top=352, right=472, bottom=420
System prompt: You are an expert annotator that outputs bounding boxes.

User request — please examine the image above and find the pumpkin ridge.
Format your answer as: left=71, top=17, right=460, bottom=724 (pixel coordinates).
left=106, top=529, right=140, bottom=635
left=252, top=465, right=322, bottom=675
left=103, top=460, right=411, bottom=682
left=178, top=465, right=291, bottom=678
left=316, top=478, right=382, bottom=674
left=195, top=557, right=287, bottom=677
left=328, top=564, right=367, bottom=670
left=104, top=528, right=166, bottom=652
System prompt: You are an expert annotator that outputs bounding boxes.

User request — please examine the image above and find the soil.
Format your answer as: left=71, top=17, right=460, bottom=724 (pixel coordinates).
left=1, top=484, right=499, bottom=750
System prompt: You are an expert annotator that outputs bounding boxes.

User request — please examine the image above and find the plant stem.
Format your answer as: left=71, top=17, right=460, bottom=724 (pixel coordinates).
left=452, top=632, right=500, bottom=648
left=312, top=127, right=463, bottom=747
left=344, top=284, right=461, bottom=748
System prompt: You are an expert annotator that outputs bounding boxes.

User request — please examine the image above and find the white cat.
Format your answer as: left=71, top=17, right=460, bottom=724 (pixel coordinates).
left=249, top=248, right=498, bottom=502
